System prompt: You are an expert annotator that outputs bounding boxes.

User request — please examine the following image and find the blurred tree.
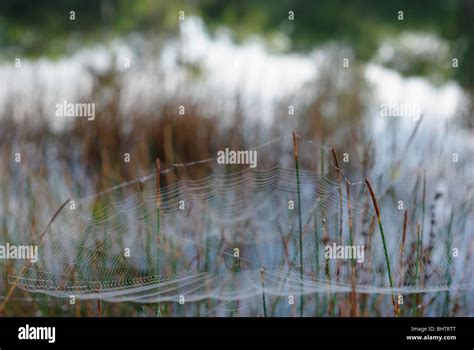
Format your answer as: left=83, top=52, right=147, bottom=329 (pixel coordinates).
left=199, top=0, right=473, bottom=89
left=0, top=0, right=192, bottom=57
left=1, top=0, right=473, bottom=92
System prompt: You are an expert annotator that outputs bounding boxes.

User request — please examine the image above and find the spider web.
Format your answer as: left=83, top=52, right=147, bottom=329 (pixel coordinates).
left=9, top=133, right=474, bottom=303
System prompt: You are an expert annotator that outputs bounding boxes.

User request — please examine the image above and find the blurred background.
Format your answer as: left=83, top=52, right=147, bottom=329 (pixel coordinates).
left=0, top=0, right=473, bottom=316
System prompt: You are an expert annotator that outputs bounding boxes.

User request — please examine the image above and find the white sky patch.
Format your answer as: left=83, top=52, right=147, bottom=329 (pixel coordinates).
left=177, top=17, right=318, bottom=123
left=365, top=62, right=464, bottom=146
left=366, top=63, right=462, bottom=120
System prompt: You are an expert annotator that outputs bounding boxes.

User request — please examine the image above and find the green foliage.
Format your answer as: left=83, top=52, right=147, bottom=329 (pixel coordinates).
left=199, top=0, right=474, bottom=87
left=0, top=0, right=193, bottom=58
left=1, top=0, right=473, bottom=86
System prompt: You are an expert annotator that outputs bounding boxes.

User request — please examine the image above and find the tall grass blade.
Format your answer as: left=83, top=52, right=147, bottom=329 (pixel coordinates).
left=365, top=179, right=397, bottom=316
left=292, top=131, right=304, bottom=317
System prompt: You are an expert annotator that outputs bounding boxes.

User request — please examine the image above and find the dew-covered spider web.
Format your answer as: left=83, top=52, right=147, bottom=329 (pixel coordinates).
left=9, top=133, right=474, bottom=304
